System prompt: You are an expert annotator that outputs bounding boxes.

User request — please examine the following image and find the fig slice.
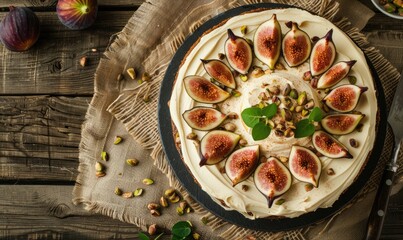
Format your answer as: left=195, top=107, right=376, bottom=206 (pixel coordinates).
left=202, top=59, right=236, bottom=89
left=309, top=29, right=336, bottom=76
left=317, top=60, right=357, bottom=89
left=182, top=107, right=227, bottom=131
left=224, top=29, right=253, bottom=74
left=253, top=14, right=282, bottom=70
left=321, top=113, right=365, bottom=135
left=312, top=130, right=353, bottom=159
left=282, top=22, right=312, bottom=67
left=225, top=145, right=260, bottom=186
left=199, top=130, right=240, bottom=166
left=289, top=146, right=321, bottom=187
left=323, top=84, right=368, bottom=112
left=183, top=75, right=230, bottom=104
left=254, top=157, right=292, bottom=208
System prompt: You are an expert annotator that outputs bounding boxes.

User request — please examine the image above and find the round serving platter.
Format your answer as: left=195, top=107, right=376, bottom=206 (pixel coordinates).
left=158, top=3, right=387, bottom=232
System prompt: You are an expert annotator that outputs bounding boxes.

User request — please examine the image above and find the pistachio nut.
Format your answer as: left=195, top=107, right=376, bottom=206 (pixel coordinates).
left=142, top=178, right=154, bottom=185
left=134, top=188, right=144, bottom=197
left=126, top=158, right=139, bottom=166
left=101, top=151, right=109, bottom=161
left=113, top=136, right=123, bottom=145
left=114, top=187, right=122, bottom=196
left=126, top=68, right=136, bottom=79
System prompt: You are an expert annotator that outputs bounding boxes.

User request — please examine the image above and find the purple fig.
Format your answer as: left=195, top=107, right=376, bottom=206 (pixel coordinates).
left=182, top=107, right=227, bottom=131
left=202, top=59, right=236, bottom=89
left=57, top=0, right=98, bottom=30
left=225, top=145, right=259, bottom=186
left=224, top=29, right=253, bottom=74
left=253, top=14, right=282, bottom=70
left=321, top=113, right=365, bottom=135
left=289, top=146, right=321, bottom=187
left=317, top=60, right=357, bottom=89
left=312, top=130, right=353, bottom=159
left=282, top=22, right=312, bottom=67
left=199, top=130, right=240, bottom=166
left=323, top=84, right=368, bottom=112
left=309, top=29, right=336, bottom=76
left=254, top=157, right=292, bottom=208
left=0, top=6, right=40, bottom=52
left=183, top=75, right=230, bottom=104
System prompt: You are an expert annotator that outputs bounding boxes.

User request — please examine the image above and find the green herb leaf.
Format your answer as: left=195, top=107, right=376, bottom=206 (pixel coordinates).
left=241, top=107, right=262, bottom=127
left=138, top=232, right=150, bottom=240
left=252, top=122, right=271, bottom=140
left=309, top=107, right=323, bottom=122
left=262, top=104, right=278, bottom=119
left=172, top=221, right=192, bottom=238
left=294, top=119, right=315, bottom=138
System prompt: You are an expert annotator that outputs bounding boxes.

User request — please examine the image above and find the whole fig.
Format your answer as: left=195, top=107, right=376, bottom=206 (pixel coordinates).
left=0, top=6, right=40, bottom=52
left=57, top=0, right=98, bottom=30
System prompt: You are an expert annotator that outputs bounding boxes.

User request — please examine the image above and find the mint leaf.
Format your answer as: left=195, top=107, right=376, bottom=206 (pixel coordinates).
left=241, top=107, right=262, bottom=128
left=252, top=121, right=271, bottom=140
left=294, top=119, right=315, bottom=138
left=138, top=232, right=150, bottom=240
left=309, top=107, right=323, bottom=122
left=262, top=104, right=278, bottom=119
left=172, top=221, right=192, bottom=238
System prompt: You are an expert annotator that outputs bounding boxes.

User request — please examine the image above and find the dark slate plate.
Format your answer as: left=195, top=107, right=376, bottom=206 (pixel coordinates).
left=158, top=3, right=387, bottom=232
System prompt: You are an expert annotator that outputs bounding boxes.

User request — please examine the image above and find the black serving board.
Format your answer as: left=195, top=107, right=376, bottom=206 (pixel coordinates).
left=158, top=3, right=387, bottom=232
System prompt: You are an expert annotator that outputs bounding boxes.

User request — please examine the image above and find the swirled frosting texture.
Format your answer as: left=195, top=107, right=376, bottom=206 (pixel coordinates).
left=169, top=8, right=376, bottom=219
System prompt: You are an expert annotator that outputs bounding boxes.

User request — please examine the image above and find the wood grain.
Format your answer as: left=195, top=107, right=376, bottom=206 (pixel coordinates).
left=0, top=0, right=144, bottom=8
left=0, top=11, right=132, bottom=95
left=0, top=185, right=143, bottom=239
left=0, top=96, right=89, bottom=181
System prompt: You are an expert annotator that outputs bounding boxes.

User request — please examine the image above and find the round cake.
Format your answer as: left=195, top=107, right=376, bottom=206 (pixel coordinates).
left=169, top=8, right=377, bottom=219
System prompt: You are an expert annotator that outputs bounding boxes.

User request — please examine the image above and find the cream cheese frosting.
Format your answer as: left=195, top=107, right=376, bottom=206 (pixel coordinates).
left=169, top=8, right=377, bottom=219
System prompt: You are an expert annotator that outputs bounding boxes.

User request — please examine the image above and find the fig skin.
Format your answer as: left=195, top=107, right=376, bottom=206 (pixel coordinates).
left=57, top=0, right=98, bottom=30
left=317, top=60, right=357, bottom=89
left=183, top=75, right=231, bottom=104
left=282, top=22, right=312, bottom=67
left=323, top=84, right=368, bottom=112
left=309, top=29, right=336, bottom=76
left=289, top=146, right=322, bottom=187
left=199, top=130, right=240, bottom=166
left=182, top=107, right=227, bottom=131
left=225, top=145, right=259, bottom=186
left=253, top=14, right=282, bottom=70
left=321, top=113, right=365, bottom=135
left=254, top=157, right=292, bottom=208
left=312, top=130, right=353, bottom=159
left=0, top=6, right=40, bottom=52
left=201, top=59, right=236, bottom=89
left=224, top=29, right=253, bottom=74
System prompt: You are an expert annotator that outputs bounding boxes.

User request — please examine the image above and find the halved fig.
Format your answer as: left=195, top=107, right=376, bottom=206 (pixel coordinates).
left=312, top=130, right=353, bottom=159
left=225, top=145, right=259, bottom=186
left=309, top=29, right=336, bottom=76
left=202, top=59, right=236, bottom=89
left=282, top=22, right=312, bottom=67
left=254, top=157, right=292, bottom=208
left=253, top=14, right=282, bottom=70
left=323, top=84, right=368, bottom=112
left=317, top=60, right=357, bottom=89
left=289, top=146, right=321, bottom=187
left=199, top=130, right=240, bottom=166
left=321, top=113, right=365, bottom=135
left=224, top=29, right=253, bottom=74
left=182, top=107, right=227, bottom=131
left=183, top=75, right=230, bottom=103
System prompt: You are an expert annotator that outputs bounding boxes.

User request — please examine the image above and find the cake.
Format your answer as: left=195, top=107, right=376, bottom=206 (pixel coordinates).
left=169, top=8, right=377, bottom=219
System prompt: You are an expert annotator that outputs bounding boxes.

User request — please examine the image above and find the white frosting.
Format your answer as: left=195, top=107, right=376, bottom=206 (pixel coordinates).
left=169, top=8, right=377, bottom=219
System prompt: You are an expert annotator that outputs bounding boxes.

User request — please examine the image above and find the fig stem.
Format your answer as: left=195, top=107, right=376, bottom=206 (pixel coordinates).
left=227, top=29, right=237, bottom=42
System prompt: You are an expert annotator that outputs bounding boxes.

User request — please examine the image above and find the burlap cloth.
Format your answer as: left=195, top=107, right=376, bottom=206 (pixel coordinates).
left=73, top=0, right=403, bottom=239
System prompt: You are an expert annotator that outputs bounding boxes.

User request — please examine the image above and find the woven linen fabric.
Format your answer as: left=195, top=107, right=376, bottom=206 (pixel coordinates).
left=73, top=0, right=402, bottom=239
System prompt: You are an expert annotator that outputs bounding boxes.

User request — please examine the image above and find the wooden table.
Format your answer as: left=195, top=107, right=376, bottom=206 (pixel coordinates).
left=0, top=0, right=402, bottom=239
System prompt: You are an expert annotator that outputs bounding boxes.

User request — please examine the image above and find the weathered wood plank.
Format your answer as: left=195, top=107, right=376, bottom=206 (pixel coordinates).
left=0, top=0, right=144, bottom=8
left=0, top=185, right=400, bottom=239
left=0, top=185, right=144, bottom=239
left=0, top=96, right=89, bottom=181
left=0, top=11, right=132, bottom=95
